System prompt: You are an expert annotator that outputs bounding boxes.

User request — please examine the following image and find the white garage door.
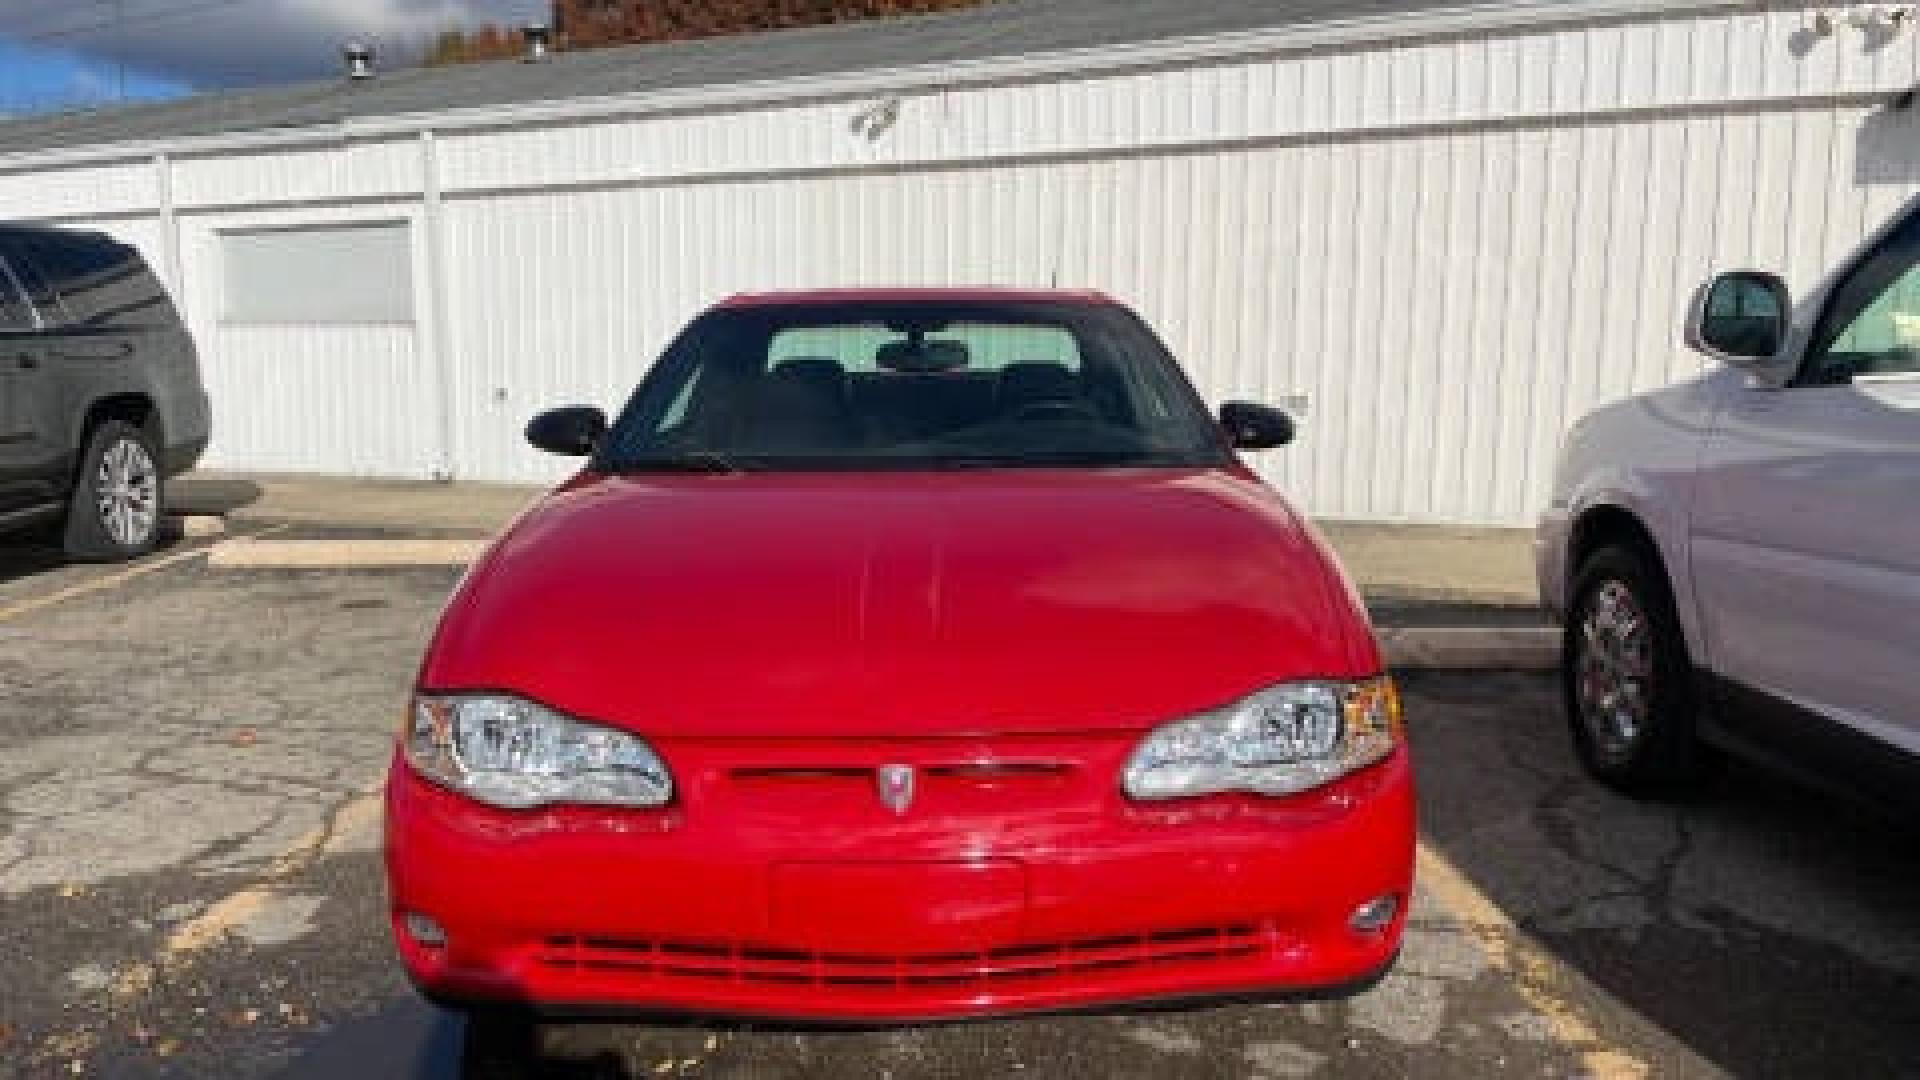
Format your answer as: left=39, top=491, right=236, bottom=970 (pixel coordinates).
left=199, top=219, right=441, bottom=479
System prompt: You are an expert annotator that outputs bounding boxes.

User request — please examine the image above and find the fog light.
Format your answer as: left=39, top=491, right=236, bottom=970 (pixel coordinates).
left=403, top=912, right=448, bottom=947
left=1349, top=894, right=1400, bottom=934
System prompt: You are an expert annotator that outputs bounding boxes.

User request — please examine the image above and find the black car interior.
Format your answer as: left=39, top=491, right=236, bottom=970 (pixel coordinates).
left=719, top=340, right=1132, bottom=453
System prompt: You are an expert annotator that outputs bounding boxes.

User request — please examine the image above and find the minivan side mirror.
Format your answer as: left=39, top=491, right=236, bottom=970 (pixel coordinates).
left=1220, top=402, right=1295, bottom=451
left=1686, top=271, right=1791, bottom=369
left=526, top=406, right=608, bottom=457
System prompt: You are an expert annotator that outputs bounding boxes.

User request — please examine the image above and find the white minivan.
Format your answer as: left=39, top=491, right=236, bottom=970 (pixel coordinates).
left=1538, top=199, right=1920, bottom=811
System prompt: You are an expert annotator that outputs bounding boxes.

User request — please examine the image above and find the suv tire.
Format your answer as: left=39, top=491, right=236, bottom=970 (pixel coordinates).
left=1563, top=543, right=1713, bottom=795
left=62, top=419, right=164, bottom=562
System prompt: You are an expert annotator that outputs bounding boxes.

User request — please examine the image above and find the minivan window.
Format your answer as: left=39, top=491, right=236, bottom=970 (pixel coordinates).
left=1807, top=210, right=1920, bottom=382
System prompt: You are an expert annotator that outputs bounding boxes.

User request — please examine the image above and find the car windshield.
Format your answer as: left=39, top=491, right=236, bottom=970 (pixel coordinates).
left=600, top=302, right=1230, bottom=472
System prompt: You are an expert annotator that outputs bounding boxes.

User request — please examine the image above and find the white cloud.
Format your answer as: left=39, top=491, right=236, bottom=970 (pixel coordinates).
left=0, top=0, right=550, bottom=87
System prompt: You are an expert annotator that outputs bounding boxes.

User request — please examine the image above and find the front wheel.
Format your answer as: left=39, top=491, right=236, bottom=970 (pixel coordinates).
left=1562, top=544, right=1712, bottom=795
left=62, top=420, right=164, bottom=562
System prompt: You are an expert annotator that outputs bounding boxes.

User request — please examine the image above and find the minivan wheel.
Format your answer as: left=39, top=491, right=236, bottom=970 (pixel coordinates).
left=63, top=420, right=163, bottom=562
left=1563, top=544, right=1710, bottom=795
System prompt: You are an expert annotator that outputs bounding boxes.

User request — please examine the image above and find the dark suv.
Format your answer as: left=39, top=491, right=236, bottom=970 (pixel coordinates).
left=0, top=224, right=209, bottom=561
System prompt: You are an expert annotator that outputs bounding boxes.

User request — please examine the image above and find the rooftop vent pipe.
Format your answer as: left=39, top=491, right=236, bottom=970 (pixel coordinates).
left=344, top=42, right=375, bottom=80
left=522, top=23, right=552, bottom=62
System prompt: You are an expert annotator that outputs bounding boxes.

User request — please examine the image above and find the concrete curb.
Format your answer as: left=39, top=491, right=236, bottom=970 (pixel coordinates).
left=206, top=538, right=486, bottom=570
left=172, top=515, right=227, bottom=540
left=1379, top=626, right=1560, bottom=672
left=1362, top=583, right=1542, bottom=609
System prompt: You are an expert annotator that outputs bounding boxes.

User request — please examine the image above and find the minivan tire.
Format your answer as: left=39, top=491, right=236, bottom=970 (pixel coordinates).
left=1563, top=544, right=1713, bottom=796
left=62, top=419, right=164, bottom=562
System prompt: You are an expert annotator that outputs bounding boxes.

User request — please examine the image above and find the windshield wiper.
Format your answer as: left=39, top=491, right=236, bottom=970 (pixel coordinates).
left=611, top=451, right=747, bottom=474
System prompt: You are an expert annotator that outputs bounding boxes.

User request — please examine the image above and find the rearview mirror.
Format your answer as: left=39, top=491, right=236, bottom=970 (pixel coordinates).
left=526, top=406, right=607, bottom=457
left=1220, top=402, right=1295, bottom=451
left=1687, top=271, right=1790, bottom=368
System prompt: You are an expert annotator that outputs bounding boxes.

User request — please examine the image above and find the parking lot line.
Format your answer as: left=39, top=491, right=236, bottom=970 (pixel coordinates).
left=0, top=523, right=288, bottom=625
left=1415, top=843, right=1650, bottom=1079
left=111, top=788, right=386, bottom=999
left=206, top=537, right=485, bottom=569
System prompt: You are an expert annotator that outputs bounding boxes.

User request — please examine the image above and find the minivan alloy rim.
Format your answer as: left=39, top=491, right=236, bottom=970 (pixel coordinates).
left=96, top=438, right=158, bottom=547
left=1576, top=580, right=1653, bottom=758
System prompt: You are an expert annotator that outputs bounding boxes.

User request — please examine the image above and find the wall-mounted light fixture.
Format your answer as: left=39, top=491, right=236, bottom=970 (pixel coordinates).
left=1849, top=4, right=1915, bottom=33
left=850, top=98, right=904, bottom=141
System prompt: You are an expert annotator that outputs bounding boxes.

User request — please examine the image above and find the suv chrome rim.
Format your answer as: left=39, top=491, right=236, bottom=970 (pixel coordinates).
left=1575, top=580, right=1653, bottom=759
left=96, top=438, right=158, bottom=548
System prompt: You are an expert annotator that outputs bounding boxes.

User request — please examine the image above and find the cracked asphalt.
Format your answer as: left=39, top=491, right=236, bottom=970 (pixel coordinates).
left=0, top=537, right=1915, bottom=1078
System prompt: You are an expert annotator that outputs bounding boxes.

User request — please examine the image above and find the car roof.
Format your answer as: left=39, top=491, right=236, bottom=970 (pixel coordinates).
left=0, top=222, right=105, bottom=239
left=716, top=288, right=1120, bottom=309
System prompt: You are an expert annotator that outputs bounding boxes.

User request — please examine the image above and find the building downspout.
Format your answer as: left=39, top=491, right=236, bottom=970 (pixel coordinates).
left=154, top=153, right=184, bottom=301
left=418, top=129, right=457, bottom=483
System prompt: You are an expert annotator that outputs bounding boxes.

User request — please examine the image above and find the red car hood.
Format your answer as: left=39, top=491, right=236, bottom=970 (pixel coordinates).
left=422, top=468, right=1377, bottom=738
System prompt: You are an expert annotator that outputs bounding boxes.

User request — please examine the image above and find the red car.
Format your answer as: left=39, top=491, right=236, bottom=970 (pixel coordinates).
left=386, top=289, right=1414, bottom=1023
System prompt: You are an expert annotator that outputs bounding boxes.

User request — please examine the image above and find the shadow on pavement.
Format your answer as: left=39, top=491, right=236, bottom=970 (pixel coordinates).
left=0, top=541, right=70, bottom=586
left=275, top=998, right=725, bottom=1080
left=170, top=473, right=265, bottom=516
left=0, top=526, right=193, bottom=587
left=0, top=472, right=229, bottom=589
left=274, top=998, right=462, bottom=1080
left=1408, top=672, right=1920, bottom=1079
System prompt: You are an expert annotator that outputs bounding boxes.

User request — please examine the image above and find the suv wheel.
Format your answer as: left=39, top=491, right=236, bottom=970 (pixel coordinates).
left=63, top=420, right=163, bottom=562
left=1563, top=544, right=1711, bottom=795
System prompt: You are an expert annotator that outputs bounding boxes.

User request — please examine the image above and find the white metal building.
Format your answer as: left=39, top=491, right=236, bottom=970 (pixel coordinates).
left=2, top=0, right=1918, bottom=525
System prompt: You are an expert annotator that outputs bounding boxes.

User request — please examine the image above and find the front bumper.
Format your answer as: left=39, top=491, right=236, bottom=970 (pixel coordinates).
left=385, top=742, right=1415, bottom=1023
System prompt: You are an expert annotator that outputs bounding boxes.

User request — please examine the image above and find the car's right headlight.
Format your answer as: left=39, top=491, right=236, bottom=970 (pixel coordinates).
left=1122, top=677, right=1401, bottom=801
left=405, top=694, right=673, bottom=810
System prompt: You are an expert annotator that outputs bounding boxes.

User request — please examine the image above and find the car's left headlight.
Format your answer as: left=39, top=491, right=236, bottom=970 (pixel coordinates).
left=1122, top=677, right=1401, bottom=801
left=406, top=694, right=674, bottom=810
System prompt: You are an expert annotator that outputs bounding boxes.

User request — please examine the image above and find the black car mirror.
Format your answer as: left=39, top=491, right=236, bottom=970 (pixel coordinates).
left=526, top=406, right=608, bottom=457
left=1220, top=402, right=1295, bottom=451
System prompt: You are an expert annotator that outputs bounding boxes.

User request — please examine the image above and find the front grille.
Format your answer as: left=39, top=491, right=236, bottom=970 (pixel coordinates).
left=536, top=923, right=1273, bottom=991
left=727, top=762, right=1073, bottom=784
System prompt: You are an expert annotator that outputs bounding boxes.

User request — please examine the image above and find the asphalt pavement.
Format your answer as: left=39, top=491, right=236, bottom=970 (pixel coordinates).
left=0, top=538, right=1914, bottom=1079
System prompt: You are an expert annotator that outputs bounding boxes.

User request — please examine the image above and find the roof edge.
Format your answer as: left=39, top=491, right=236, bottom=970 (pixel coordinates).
left=0, top=0, right=1749, bottom=176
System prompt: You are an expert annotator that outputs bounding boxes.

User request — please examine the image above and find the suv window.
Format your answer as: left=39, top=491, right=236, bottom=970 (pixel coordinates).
left=17, top=234, right=134, bottom=327
left=7, top=248, right=70, bottom=327
left=1805, top=210, right=1920, bottom=383
left=0, top=258, right=37, bottom=332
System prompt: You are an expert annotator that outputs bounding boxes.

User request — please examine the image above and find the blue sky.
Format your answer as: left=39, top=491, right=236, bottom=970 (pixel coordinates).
left=0, top=0, right=548, bottom=117
left=0, top=39, right=190, bottom=115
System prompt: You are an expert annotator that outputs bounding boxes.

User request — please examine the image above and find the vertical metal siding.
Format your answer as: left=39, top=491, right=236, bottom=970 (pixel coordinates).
left=203, top=325, right=436, bottom=476
left=0, top=160, right=155, bottom=220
